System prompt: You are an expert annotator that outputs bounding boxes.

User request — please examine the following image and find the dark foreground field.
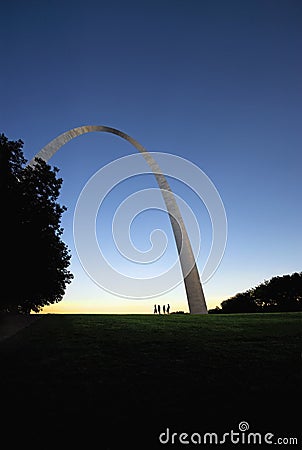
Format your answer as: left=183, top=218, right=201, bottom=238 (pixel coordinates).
left=0, top=313, right=300, bottom=448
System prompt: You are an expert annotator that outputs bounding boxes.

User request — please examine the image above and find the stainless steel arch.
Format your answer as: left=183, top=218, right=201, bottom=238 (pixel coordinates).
left=29, top=126, right=208, bottom=314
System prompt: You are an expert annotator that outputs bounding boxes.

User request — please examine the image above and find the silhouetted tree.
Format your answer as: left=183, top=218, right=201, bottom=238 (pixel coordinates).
left=208, top=306, right=222, bottom=314
left=0, top=133, right=73, bottom=313
left=253, top=273, right=302, bottom=312
left=220, top=290, right=259, bottom=313
left=212, top=272, right=301, bottom=313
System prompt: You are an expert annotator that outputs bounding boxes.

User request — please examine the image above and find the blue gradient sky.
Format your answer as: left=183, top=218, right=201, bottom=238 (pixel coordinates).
left=1, top=0, right=301, bottom=313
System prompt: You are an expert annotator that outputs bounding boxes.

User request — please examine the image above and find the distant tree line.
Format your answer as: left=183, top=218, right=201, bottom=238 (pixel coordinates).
left=0, top=133, right=73, bottom=314
left=209, top=272, right=302, bottom=314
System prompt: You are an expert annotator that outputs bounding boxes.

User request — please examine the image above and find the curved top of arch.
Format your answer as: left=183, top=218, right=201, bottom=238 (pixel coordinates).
left=29, top=125, right=171, bottom=190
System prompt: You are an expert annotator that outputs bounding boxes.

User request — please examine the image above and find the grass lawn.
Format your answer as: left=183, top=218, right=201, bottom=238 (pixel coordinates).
left=0, top=313, right=301, bottom=447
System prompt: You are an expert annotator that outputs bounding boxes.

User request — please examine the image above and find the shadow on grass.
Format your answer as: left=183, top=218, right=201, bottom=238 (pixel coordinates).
left=0, top=313, right=300, bottom=448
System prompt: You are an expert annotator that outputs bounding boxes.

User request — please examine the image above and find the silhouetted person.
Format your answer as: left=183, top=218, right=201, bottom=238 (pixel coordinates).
left=163, top=305, right=166, bottom=314
left=158, top=305, right=161, bottom=314
left=166, top=304, right=170, bottom=314
left=154, top=304, right=157, bottom=314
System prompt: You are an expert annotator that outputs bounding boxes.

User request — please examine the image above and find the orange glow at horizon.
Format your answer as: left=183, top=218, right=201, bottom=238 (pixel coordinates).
left=39, top=295, right=221, bottom=314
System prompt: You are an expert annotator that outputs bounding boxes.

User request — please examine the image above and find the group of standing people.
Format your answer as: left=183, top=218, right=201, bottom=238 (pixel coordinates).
left=154, top=304, right=170, bottom=314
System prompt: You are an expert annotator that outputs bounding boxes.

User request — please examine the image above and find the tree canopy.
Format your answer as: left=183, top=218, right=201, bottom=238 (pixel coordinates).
left=209, top=272, right=302, bottom=314
left=0, top=133, right=73, bottom=313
